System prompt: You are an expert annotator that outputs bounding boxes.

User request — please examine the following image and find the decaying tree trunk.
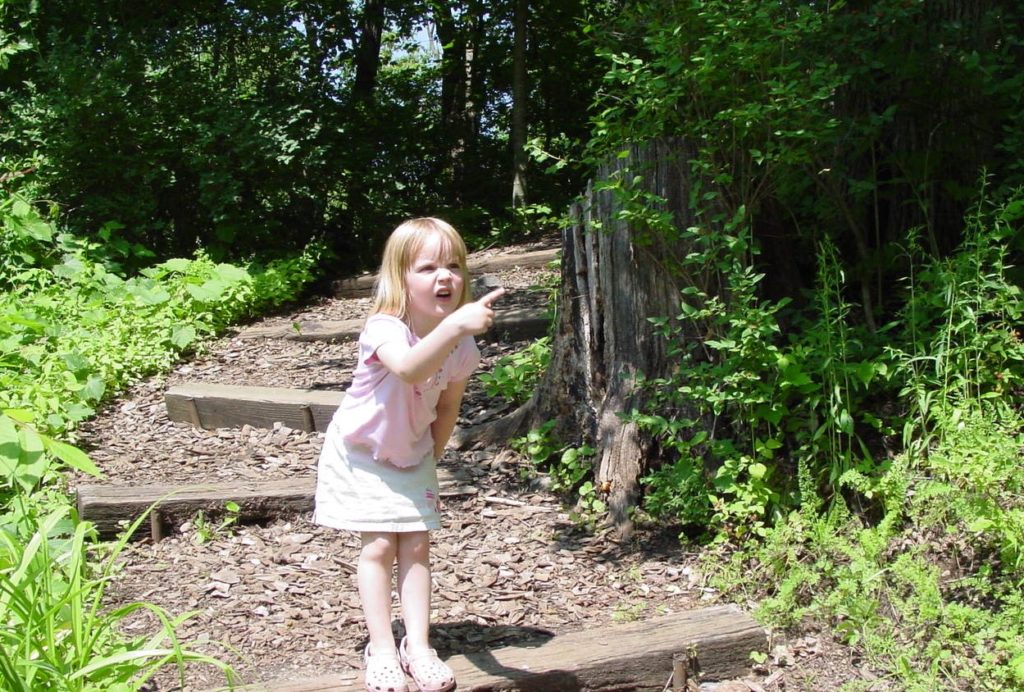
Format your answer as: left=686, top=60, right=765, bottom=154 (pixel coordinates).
left=460, top=139, right=709, bottom=535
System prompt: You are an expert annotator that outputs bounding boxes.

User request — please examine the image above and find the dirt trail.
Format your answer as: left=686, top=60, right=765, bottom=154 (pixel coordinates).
left=78, top=238, right=861, bottom=690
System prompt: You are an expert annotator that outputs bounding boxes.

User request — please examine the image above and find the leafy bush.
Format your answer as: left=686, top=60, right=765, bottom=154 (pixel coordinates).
left=0, top=198, right=322, bottom=437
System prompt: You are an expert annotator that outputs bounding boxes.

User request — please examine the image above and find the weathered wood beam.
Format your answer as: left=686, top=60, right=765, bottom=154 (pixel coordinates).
left=235, top=306, right=549, bottom=343
left=164, top=383, right=343, bottom=432
left=77, top=471, right=472, bottom=539
left=210, top=606, right=766, bottom=691
left=332, top=247, right=559, bottom=298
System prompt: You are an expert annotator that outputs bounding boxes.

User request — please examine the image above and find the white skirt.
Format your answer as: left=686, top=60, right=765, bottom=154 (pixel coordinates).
left=313, top=424, right=442, bottom=532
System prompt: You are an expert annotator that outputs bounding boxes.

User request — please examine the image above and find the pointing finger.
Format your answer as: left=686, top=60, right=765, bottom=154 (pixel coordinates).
left=477, top=287, right=506, bottom=307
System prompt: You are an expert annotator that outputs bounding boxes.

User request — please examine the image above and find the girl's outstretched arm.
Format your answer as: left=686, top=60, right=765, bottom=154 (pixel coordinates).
left=375, top=288, right=504, bottom=383
left=432, top=378, right=469, bottom=460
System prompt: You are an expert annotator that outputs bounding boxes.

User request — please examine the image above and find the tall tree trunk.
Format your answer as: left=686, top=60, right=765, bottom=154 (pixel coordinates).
left=341, top=0, right=386, bottom=262
left=511, top=0, right=528, bottom=209
left=459, top=139, right=708, bottom=535
left=352, top=0, right=385, bottom=102
left=435, top=2, right=473, bottom=203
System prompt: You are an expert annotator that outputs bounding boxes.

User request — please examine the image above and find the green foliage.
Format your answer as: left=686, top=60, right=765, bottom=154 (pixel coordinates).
left=0, top=185, right=313, bottom=687
left=511, top=421, right=600, bottom=518
left=0, top=201, right=322, bottom=439
left=0, top=185, right=321, bottom=519
left=712, top=407, right=1024, bottom=690
left=479, top=337, right=551, bottom=405
left=682, top=191, right=1024, bottom=689
left=631, top=202, right=882, bottom=534
left=511, top=420, right=560, bottom=468
left=0, top=0, right=600, bottom=267
left=0, top=410, right=100, bottom=499
left=887, top=191, right=1024, bottom=454
left=0, top=505, right=237, bottom=690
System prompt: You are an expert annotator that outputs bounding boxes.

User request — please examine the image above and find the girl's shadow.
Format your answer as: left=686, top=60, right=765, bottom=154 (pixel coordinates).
left=365, top=620, right=564, bottom=684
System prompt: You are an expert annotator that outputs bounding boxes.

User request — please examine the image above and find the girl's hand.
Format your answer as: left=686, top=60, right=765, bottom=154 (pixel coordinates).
left=449, top=287, right=505, bottom=335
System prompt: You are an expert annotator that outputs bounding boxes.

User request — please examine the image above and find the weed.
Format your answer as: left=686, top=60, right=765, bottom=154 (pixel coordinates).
left=610, top=601, right=646, bottom=622
left=189, top=501, right=241, bottom=545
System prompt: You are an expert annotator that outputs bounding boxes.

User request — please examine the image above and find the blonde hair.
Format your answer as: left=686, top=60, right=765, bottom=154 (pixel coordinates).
left=371, top=217, right=473, bottom=319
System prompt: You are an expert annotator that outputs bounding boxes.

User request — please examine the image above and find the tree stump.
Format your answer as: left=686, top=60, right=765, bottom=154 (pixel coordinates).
left=460, top=139, right=707, bottom=534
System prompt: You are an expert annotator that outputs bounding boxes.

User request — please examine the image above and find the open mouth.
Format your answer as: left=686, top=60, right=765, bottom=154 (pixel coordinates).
left=436, top=288, right=453, bottom=299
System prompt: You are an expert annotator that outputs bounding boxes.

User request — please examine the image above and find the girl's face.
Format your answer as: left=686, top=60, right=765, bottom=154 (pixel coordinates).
left=404, top=232, right=465, bottom=335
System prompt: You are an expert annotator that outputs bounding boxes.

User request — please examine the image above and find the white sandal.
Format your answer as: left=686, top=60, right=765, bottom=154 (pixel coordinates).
left=399, top=636, right=456, bottom=692
left=364, top=643, right=409, bottom=692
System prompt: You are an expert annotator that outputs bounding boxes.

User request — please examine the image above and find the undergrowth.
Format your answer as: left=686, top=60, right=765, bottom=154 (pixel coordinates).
left=636, top=190, right=1024, bottom=689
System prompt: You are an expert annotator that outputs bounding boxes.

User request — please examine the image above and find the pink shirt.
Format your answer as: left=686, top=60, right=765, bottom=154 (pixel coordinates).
left=332, top=314, right=481, bottom=467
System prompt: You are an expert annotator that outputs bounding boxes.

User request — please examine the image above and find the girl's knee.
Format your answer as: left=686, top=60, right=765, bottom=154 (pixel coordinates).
left=360, top=532, right=398, bottom=564
left=397, top=531, right=431, bottom=562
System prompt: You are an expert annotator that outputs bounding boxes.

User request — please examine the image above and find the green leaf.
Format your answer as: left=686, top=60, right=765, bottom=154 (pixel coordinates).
left=967, top=517, right=994, bottom=533
left=2, top=409, right=34, bottom=424
left=129, top=284, right=171, bottom=306
left=853, top=361, right=875, bottom=386
left=781, top=363, right=812, bottom=387
left=1010, top=653, right=1024, bottom=683
left=170, top=326, right=197, bottom=349
left=837, top=409, right=854, bottom=435
left=160, top=258, right=193, bottom=273
left=17, top=425, right=48, bottom=492
left=186, top=280, right=226, bottom=302
left=81, top=375, right=106, bottom=402
left=43, top=438, right=101, bottom=477
left=0, top=414, right=20, bottom=480
left=215, top=264, right=250, bottom=282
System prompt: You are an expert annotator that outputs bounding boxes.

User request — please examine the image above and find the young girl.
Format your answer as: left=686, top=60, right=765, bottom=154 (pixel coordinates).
left=314, top=217, right=504, bottom=692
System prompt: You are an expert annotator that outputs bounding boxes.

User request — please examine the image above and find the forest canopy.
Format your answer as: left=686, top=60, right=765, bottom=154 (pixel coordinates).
left=0, top=0, right=601, bottom=268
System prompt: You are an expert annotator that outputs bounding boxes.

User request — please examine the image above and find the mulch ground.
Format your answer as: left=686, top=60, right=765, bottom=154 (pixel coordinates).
left=74, top=237, right=889, bottom=691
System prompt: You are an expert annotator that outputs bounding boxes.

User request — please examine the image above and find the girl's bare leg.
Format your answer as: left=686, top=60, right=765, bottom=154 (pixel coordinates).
left=396, top=530, right=433, bottom=652
left=358, top=531, right=399, bottom=654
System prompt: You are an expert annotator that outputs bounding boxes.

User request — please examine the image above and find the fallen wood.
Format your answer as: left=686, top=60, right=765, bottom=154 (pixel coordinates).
left=235, top=305, right=549, bottom=343
left=165, top=383, right=343, bottom=431
left=211, top=605, right=766, bottom=691
left=332, top=247, right=559, bottom=299
left=78, top=470, right=468, bottom=539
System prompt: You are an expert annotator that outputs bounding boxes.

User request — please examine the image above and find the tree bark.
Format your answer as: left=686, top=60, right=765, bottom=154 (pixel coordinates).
left=351, top=0, right=385, bottom=102
left=511, top=0, right=528, bottom=209
left=435, top=1, right=484, bottom=203
left=460, top=139, right=706, bottom=535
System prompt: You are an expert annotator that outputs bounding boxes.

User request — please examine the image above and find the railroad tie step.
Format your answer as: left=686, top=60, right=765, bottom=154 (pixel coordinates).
left=206, top=605, right=767, bottom=691
left=234, top=305, right=550, bottom=343
left=77, top=469, right=471, bottom=540
left=331, top=247, right=560, bottom=299
left=165, top=383, right=344, bottom=431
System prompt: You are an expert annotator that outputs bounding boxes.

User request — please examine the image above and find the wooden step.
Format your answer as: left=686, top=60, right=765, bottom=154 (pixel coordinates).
left=235, top=305, right=549, bottom=343
left=77, top=470, right=473, bottom=539
left=165, top=383, right=343, bottom=431
left=332, top=247, right=560, bottom=299
left=211, top=605, right=766, bottom=691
